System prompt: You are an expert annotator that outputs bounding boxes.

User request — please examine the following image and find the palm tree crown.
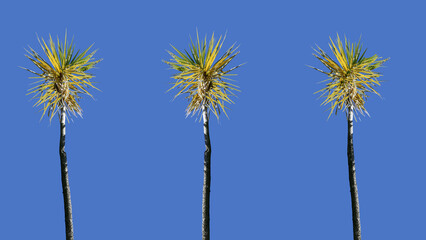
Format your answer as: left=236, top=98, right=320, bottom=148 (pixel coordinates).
left=23, top=33, right=101, bottom=120
left=311, top=34, right=388, bottom=118
left=164, top=32, right=242, bottom=119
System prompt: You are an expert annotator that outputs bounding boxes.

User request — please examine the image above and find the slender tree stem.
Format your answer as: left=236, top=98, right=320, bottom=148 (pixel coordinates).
left=202, top=104, right=211, bottom=240
left=347, top=106, right=361, bottom=240
left=60, top=109, right=74, bottom=240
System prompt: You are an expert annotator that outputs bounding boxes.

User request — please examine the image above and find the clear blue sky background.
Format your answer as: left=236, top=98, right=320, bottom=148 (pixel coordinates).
left=1, top=0, right=425, bottom=239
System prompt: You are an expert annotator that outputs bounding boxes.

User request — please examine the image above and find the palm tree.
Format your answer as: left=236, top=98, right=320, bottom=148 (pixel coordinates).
left=164, top=32, right=242, bottom=240
left=23, top=33, right=101, bottom=240
left=311, top=34, right=388, bottom=240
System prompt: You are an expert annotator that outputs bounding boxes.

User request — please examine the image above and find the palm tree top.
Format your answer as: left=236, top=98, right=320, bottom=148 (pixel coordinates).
left=23, top=33, right=101, bottom=121
left=164, top=31, right=242, bottom=119
left=311, top=34, right=388, bottom=118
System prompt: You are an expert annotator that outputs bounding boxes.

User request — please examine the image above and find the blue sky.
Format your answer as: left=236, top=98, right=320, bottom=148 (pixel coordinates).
left=1, top=0, right=425, bottom=239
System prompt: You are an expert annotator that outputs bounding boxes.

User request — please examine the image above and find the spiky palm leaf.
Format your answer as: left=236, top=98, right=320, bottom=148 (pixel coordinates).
left=23, top=33, right=101, bottom=121
left=311, top=34, right=388, bottom=118
left=164, top=32, right=242, bottom=119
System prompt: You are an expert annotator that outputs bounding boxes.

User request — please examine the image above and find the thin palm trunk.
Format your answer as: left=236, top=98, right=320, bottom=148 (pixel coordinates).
left=59, top=108, right=74, bottom=240
left=201, top=104, right=211, bottom=240
left=347, top=106, right=361, bottom=240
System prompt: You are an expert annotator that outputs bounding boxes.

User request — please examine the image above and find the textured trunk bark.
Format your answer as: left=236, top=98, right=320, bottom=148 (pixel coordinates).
left=347, top=107, right=361, bottom=240
left=201, top=105, right=211, bottom=240
left=59, top=109, right=74, bottom=240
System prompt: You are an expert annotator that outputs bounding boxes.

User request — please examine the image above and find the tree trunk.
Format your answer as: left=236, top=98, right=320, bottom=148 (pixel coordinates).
left=201, top=105, right=211, bottom=240
left=59, top=109, right=74, bottom=240
left=347, top=106, right=361, bottom=240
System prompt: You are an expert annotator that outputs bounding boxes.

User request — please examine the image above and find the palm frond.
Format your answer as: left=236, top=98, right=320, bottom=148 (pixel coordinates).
left=23, top=33, right=102, bottom=121
left=164, top=31, right=242, bottom=119
left=311, top=34, right=388, bottom=119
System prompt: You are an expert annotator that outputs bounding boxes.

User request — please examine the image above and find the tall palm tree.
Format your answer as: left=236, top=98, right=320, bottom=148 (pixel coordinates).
left=164, top=32, right=242, bottom=240
left=311, top=34, right=388, bottom=240
left=23, top=33, right=101, bottom=240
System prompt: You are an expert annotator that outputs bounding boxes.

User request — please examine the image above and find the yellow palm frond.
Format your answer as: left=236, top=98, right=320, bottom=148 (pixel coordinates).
left=164, top=31, right=242, bottom=119
left=23, top=33, right=102, bottom=121
left=311, top=34, right=388, bottom=119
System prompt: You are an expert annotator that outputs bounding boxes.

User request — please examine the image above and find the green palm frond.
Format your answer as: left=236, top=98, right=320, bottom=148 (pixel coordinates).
left=23, top=33, right=102, bottom=121
left=311, top=34, right=388, bottom=119
left=164, top=31, right=242, bottom=119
